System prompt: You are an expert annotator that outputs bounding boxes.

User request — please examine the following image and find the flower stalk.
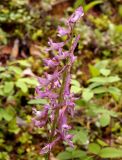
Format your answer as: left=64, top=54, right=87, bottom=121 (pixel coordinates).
left=32, top=6, right=84, bottom=158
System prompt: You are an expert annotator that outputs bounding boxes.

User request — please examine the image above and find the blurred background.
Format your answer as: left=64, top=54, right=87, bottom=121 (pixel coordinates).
left=0, top=0, right=122, bottom=160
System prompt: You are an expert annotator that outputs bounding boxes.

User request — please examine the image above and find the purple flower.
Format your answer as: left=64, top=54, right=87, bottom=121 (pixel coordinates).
left=47, top=38, right=65, bottom=51
left=40, top=137, right=60, bottom=155
left=71, top=35, right=80, bottom=53
left=57, top=26, right=70, bottom=37
left=32, top=105, right=49, bottom=119
left=55, top=51, right=69, bottom=60
left=68, top=6, right=84, bottom=24
left=43, top=59, right=59, bottom=68
left=37, top=77, right=50, bottom=86
left=35, top=87, right=58, bottom=99
left=32, top=119, right=47, bottom=128
left=32, top=6, right=84, bottom=155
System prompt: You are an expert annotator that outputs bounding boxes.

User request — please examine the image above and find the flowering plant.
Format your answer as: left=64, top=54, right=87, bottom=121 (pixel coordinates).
left=32, top=6, right=84, bottom=157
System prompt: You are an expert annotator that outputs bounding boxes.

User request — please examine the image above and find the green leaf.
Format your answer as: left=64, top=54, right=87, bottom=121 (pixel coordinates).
left=84, top=0, right=103, bottom=12
left=97, top=139, right=108, bottom=147
left=92, top=87, right=107, bottom=94
left=89, top=76, right=120, bottom=84
left=16, top=80, right=28, bottom=93
left=19, top=78, right=38, bottom=85
left=89, top=64, right=100, bottom=77
left=3, top=82, right=14, bottom=94
left=95, top=60, right=109, bottom=69
left=3, top=106, right=16, bottom=121
left=28, top=99, right=48, bottom=105
left=71, top=85, right=82, bottom=93
left=99, top=147, right=122, bottom=158
left=99, top=114, right=110, bottom=127
left=71, top=80, right=81, bottom=93
left=8, top=118, right=20, bottom=134
left=72, top=150, right=86, bottom=159
left=16, top=60, right=31, bottom=67
left=108, top=87, right=121, bottom=101
left=72, top=129, right=88, bottom=145
left=71, top=80, right=81, bottom=87
left=57, top=150, right=86, bottom=160
left=57, top=151, right=73, bottom=160
left=8, top=66, right=22, bottom=75
left=100, top=68, right=111, bottom=76
left=82, top=88, right=94, bottom=101
left=88, top=143, right=101, bottom=154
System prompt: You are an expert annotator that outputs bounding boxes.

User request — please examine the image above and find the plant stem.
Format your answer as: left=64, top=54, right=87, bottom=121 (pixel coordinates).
left=47, top=65, right=69, bottom=159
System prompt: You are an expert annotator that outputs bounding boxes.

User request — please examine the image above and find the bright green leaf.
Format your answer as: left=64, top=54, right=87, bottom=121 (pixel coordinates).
left=82, top=88, right=94, bottom=101
left=89, top=64, right=100, bottom=77
left=3, top=82, right=14, bottom=94
left=84, top=0, right=103, bottom=12
left=100, top=68, right=111, bottom=76
left=88, top=143, right=101, bottom=154
left=99, top=114, right=110, bottom=127
left=16, top=80, right=28, bottom=93
left=99, top=147, right=122, bottom=158
left=28, top=99, right=48, bottom=105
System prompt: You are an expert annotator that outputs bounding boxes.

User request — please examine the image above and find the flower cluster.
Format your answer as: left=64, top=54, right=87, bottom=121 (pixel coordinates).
left=32, top=6, right=84, bottom=155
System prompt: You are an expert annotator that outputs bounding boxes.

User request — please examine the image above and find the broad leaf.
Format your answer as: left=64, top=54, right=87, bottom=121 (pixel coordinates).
left=88, top=143, right=101, bottom=154
left=99, top=147, right=122, bottom=158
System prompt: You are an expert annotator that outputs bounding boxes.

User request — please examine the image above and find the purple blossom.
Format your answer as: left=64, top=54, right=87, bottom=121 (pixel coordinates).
left=55, top=51, right=69, bottom=60
left=57, top=26, right=70, bottom=37
left=68, top=6, right=84, bottom=24
left=32, top=6, right=84, bottom=155
left=32, top=119, right=47, bottom=128
left=37, top=77, right=50, bottom=86
left=47, top=38, right=65, bottom=51
left=43, top=59, right=59, bottom=68
left=35, top=87, right=58, bottom=99
left=40, top=137, right=60, bottom=155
